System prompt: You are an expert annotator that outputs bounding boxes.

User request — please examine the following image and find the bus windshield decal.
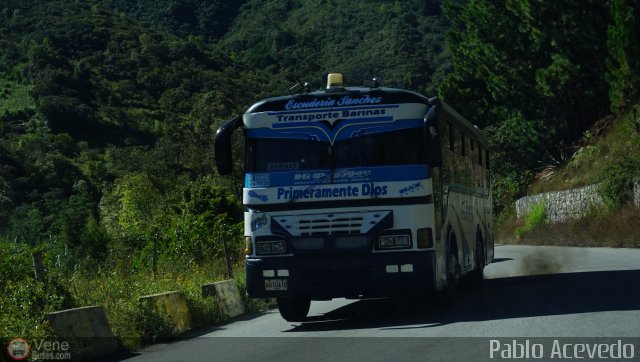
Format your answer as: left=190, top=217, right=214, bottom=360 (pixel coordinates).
left=242, top=179, right=432, bottom=205
left=244, top=166, right=428, bottom=188
left=284, top=95, right=383, bottom=110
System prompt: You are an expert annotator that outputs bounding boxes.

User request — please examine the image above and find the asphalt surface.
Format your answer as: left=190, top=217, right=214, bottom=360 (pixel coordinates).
left=106, top=245, right=640, bottom=362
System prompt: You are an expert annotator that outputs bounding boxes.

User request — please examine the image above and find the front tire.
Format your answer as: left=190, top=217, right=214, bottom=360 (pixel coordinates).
left=277, top=296, right=311, bottom=322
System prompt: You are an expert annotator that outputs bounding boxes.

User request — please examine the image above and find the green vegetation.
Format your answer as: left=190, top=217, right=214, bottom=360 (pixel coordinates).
left=1, top=0, right=640, bottom=352
left=441, top=0, right=640, bottom=245
left=598, top=109, right=640, bottom=210
left=515, top=202, right=547, bottom=239
left=500, top=204, right=640, bottom=248
left=440, top=0, right=615, bottom=211
left=0, top=237, right=270, bottom=350
left=0, top=0, right=270, bottom=350
left=221, top=0, right=449, bottom=95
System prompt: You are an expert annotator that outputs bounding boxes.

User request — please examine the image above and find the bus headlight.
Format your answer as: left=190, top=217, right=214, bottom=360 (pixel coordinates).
left=256, top=239, right=286, bottom=255
left=378, top=234, right=411, bottom=249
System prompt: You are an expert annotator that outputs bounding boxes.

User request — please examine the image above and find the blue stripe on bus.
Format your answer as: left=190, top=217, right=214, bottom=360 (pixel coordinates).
left=245, top=165, right=429, bottom=187
left=247, top=119, right=424, bottom=141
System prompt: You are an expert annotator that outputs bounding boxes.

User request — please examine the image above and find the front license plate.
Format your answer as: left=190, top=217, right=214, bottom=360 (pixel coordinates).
left=265, top=279, right=288, bottom=291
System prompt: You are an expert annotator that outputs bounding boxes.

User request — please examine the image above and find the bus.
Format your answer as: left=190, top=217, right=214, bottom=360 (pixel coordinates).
left=215, top=73, right=493, bottom=321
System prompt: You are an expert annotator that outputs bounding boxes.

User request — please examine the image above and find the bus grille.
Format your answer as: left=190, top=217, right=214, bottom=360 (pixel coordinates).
left=271, top=210, right=392, bottom=236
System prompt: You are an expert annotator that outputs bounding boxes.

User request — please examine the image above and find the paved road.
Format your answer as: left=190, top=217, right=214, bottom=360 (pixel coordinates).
left=108, top=245, right=640, bottom=361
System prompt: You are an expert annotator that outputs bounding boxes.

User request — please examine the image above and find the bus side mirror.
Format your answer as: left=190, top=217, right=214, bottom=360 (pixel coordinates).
left=215, top=116, right=242, bottom=175
left=424, top=106, right=442, bottom=167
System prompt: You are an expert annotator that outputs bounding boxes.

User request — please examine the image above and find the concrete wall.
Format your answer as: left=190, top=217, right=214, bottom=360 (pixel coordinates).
left=516, top=181, right=640, bottom=222
left=138, top=291, right=192, bottom=334
left=43, top=281, right=248, bottom=360
left=45, top=306, right=119, bottom=361
left=202, top=279, right=246, bottom=318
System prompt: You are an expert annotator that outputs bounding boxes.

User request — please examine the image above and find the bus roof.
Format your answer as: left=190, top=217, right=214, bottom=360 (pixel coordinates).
left=244, top=86, right=487, bottom=147
left=246, top=87, right=429, bottom=113
left=432, top=97, right=488, bottom=147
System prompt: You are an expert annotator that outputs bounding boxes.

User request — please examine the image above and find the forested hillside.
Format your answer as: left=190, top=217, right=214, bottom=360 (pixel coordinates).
left=221, top=0, right=449, bottom=95
left=0, top=0, right=452, bottom=272
left=0, top=0, right=279, bottom=255
left=1, top=0, right=639, bottom=347
left=441, top=0, right=639, bottom=211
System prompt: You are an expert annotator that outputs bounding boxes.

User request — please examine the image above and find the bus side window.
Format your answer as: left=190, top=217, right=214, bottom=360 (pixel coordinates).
left=449, top=124, right=454, bottom=152
left=485, top=149, right=491, bottom=191
left=485, top=149, right=490, bottom=170
left=477, top=146, right=484, bottom=188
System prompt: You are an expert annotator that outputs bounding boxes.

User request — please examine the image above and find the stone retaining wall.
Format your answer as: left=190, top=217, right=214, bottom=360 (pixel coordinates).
left=516, top=181, right=640, bottom=223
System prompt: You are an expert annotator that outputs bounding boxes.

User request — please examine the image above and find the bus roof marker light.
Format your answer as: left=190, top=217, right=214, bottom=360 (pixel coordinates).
left=289, top=81, right=310, bottom=95
left=326, top=73, right=344, bottom=89
left=363, top=77, right=381, bottom=88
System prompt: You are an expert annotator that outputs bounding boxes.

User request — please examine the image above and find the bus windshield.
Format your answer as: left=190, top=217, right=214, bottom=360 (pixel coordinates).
left=334, top=127, right=425, bottom=168
left=247, top=127, right=425, bottom=173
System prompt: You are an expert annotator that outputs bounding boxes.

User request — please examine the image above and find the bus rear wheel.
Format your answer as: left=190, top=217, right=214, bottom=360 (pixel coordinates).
left=277, top=296, right=311, bottom=322
left=438, top=235, right=460, bottom=305
left=470, top=232, right=485, bottom=285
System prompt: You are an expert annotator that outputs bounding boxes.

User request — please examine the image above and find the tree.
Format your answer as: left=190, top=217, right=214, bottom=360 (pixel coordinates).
left=440, top=0, right=611, bottom=204
left=606, top=0, right=640, bottom=114
left=100, top=173, right=166, bottom=245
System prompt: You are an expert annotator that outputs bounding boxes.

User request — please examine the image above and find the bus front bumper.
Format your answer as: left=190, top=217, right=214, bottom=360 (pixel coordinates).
left=245, top=251, right=436, bottom=299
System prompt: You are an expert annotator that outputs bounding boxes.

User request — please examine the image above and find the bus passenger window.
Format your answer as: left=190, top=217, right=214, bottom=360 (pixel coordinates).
left=485, top=150, right=490, bottom=170
left=461, top=133, right=466, bottom=157
left=454, top=129, right=462, bottom=156
left=449, top=124, right=454, bottom=152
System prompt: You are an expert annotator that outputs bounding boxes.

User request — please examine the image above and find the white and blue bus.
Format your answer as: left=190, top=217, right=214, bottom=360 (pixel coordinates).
left=215, top=73, right=493, bottom=321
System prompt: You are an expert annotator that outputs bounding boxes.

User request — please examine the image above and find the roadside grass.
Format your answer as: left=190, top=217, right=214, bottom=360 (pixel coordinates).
left=62, top=261, right=229, bottom=349
left=528, top=113, right=638, bottom=194
left=514, top=202, right=547, bottom=239
left=498, top=108, right=640, bottom=248
left=61, top=254, right=274, bottom=349
left=496, top=204, right=640, bottom=248
left=0, top=239, right=273, bottom=352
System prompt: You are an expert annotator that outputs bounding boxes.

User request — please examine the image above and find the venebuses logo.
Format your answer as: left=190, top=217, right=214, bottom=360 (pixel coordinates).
left=6, top=338, right=30, bottom=361
left=6, top=338, right=72, bottom=361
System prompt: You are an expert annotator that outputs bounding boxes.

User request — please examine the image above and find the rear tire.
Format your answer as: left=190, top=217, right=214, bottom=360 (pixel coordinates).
left=470, top=232, right=485, bottom=285
left=277, top=296, right=311, bottom=322
left=437, top=234, right=460, bottom=305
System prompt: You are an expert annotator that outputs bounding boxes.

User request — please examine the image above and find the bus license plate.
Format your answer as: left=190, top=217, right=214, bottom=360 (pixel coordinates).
left=265, top=279, right=288, bottom=291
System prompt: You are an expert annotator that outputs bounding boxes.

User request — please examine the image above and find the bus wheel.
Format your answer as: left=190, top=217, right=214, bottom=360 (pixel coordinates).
left=277, top=296, right=311, bottom=322
left=439, top=235, right=460, bottom=304
left=470, top=232, right=485, bottom=285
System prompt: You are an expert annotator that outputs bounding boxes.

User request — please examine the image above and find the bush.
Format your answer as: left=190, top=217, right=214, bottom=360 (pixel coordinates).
left=515, top=202, right=548, bottom=238
left=0, top=239, right=70, bottom=346
left=599, top=157, right=640, bottom=210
